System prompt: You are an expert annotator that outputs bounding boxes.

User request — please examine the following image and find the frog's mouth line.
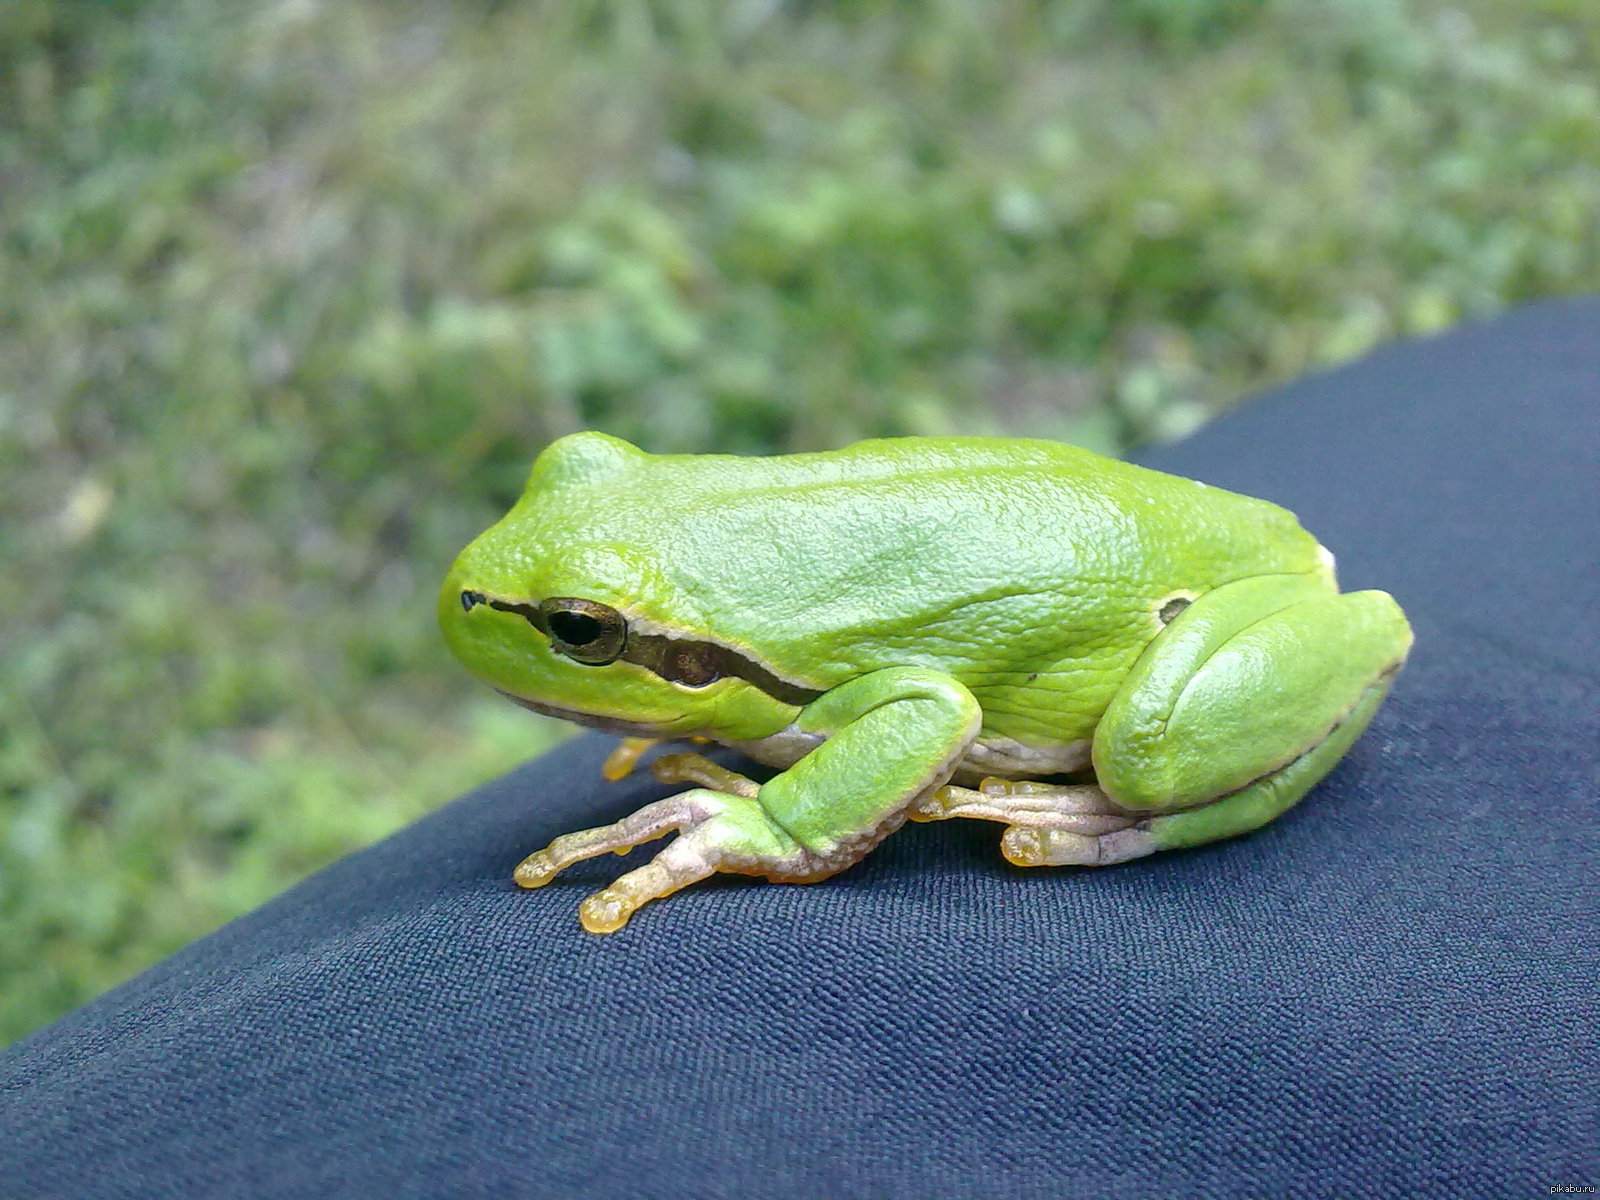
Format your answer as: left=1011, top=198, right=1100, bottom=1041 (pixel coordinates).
left=493, top=688, right=687, bottom=738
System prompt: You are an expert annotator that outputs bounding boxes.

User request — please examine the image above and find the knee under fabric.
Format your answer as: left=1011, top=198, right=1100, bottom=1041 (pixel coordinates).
left=1, top=298, right=1595, bottom=1200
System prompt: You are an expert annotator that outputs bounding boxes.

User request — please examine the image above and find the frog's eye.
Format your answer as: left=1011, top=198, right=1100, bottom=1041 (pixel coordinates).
left=539, top=597, right=627, bottom=665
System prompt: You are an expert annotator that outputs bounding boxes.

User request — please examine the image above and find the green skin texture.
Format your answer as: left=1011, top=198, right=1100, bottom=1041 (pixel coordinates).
left=440, top=432, right=1413, bottom=926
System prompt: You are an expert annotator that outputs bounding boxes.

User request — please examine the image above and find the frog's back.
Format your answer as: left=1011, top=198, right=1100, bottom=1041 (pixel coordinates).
left=628, top=436, right=1325, bottom=603
left=534, top=435, right=1330, bottom=743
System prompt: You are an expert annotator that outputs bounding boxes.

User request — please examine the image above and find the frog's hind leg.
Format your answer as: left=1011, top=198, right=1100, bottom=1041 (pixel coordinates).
left=916, top=672, right=1389, bottom=868
left=993, top=673, right=1396, bottom=866
left=1089, top=674, right=1393, bottom=862
left=911, top=579, right=1404, bottom=871
left=909, top=778, right=1156, bottom=866
left=958, top=575, right=1411, bottom=869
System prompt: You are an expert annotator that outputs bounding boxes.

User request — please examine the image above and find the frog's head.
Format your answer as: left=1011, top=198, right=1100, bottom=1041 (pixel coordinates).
left=439, top=432, right=803, bottom=741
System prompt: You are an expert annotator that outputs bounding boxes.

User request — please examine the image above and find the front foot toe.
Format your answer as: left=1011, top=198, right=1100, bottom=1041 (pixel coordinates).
left=650, top=752, right=760, bottom=798
left=512, top=850, right=561, bottom=889
left=513, top=788, right=808, bottom=933
left=578, top=888, right=633, bottom=934
left=600, top=737, right=662, bottom=781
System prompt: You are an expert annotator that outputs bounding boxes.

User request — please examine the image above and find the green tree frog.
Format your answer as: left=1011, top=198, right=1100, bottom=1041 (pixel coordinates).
left=440, top=432, right=1412, bottom=933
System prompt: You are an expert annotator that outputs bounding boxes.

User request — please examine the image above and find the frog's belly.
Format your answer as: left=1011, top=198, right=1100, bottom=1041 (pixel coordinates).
left=723, top=725, right=1092, bottom=783
left=503, top=689, right=1097, bottom=784
left=957, top=733, right=1093, bottom=780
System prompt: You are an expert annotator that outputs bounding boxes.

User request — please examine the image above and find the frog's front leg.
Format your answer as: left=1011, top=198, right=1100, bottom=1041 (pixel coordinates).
left=921, top=574, right=1412, bottom=867
left=516, top=668, right=981, bottom=932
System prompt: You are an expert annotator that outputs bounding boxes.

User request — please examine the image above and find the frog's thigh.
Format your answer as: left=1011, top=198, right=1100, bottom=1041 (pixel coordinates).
left=1085, top=574, right=1410, bottom=848
left=1002, top=678, right=1394, bottom=867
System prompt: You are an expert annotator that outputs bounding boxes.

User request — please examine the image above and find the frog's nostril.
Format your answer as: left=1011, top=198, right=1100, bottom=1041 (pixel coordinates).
left=460, top=590, right=486, bottom=612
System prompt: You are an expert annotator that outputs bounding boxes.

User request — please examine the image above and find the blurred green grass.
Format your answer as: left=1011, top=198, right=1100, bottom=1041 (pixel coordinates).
left=1, top=0, right=1596, bottom=1045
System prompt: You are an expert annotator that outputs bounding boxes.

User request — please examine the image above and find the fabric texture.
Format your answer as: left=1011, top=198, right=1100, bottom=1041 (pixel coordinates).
left=3, top=298, right=1596, bottom=1199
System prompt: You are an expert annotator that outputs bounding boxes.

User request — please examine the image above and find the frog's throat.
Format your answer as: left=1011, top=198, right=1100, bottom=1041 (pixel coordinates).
left=724, top=723, right=1094, bottom=783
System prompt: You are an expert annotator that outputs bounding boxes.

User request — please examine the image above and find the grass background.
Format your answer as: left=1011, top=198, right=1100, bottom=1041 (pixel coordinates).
left=2, top=0, right=1596, bottom=1046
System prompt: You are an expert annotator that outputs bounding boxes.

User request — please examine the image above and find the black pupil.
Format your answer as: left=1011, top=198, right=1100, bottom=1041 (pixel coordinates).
left=549, top=610, right=604, bottom=646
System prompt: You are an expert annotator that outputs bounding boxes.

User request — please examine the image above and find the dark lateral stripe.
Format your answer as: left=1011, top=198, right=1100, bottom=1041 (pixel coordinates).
left=487, top=597, right=546, bottom=626
left=623, top=631, right=823, bottom=707
left=481, top=594, right=820, bottom=706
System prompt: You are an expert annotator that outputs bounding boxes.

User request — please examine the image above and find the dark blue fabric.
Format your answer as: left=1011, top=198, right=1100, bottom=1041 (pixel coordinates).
left=3, top=299, right=1596, bottom=1199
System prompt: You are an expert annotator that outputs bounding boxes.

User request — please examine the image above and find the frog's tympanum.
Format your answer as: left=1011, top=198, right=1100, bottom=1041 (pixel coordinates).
left=440, top=433, right=1412, bottom=932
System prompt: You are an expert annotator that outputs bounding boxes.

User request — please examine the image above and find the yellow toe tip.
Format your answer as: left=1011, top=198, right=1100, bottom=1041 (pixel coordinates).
left=1001, top=827, right=1046, bottom=867
left=578, top=890, right=633, bottom=934
left=513, top=854, right=558, bottom=889
left=909, top=786, right=951, bottom=820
